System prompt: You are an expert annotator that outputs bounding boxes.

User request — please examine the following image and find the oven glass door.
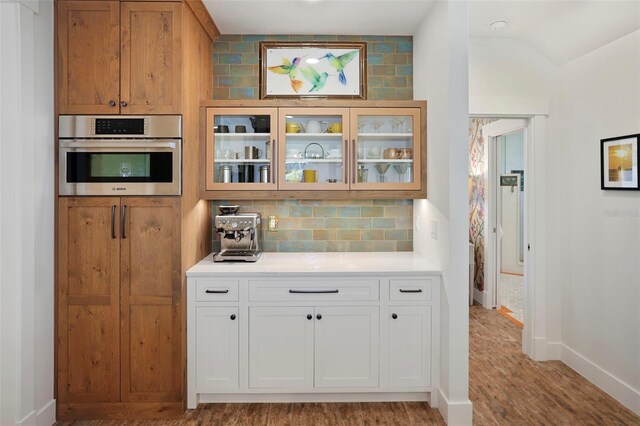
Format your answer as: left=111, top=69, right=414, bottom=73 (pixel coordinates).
left=60, top=140, right=181, bottom=195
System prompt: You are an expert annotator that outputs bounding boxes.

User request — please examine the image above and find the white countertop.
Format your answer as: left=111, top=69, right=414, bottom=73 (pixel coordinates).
left=187, top=252, right=441, bottom=276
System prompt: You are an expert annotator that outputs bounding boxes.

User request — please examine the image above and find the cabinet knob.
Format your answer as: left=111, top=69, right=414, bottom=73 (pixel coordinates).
left=230, top=314, right=236, bottom=320
left=392, top=313, right=398, bottom=319
left=120, top=100, right=128, bottom=107
left=316, top=314, right=322, bottom=320
left=108, top=100, right=116, bottom=107
left=307, top=314, right=312, bottom=320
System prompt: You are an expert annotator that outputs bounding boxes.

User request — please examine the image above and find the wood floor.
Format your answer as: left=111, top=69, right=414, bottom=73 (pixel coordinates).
left=56, top=305, right=640, bottom=425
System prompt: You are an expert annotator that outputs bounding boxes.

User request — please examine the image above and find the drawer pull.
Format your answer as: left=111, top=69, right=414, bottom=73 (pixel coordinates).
left=399, top=289, right=423, bottom=293
left=205, top=289, right=229, bottom=294
left=307, top=314, right=313, bottom=320
left=289, top=289, right=339, bottom=294
left=392, top=313, right=398, bottom=319
left=230, top=314, right=236, bottom=320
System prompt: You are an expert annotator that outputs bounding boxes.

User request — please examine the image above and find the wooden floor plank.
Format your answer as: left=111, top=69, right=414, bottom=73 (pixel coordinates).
left=55, top=305, right=639, bottom=425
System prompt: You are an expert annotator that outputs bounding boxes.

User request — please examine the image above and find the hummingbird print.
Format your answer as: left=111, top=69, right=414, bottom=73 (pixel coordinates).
left=319, top=50, right=358, bottom=85
left=268, top=56, right=304, bottom=93
left=300, top=66, right=329, bottom=93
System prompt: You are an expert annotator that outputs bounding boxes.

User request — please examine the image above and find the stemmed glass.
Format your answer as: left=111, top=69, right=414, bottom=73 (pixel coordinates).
left=375, top=163, right=391, bottom=182
left=393, top=163, right=408, bottom=183
left=371, top=119, right=384, bottom=133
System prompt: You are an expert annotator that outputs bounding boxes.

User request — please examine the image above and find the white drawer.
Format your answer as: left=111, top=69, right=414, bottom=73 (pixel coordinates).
left=248, top=279, right=379, bottom=302
left=389, top=279, right=432, bottom=301
left=196, top=279, right=239, bottom=302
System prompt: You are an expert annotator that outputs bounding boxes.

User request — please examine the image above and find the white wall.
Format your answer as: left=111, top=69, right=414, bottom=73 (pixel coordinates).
left=0, top=1, right=55, bottom=424
left=413, top=2, right=472, bottom=424
left=559, top=30, right=640, bottom=414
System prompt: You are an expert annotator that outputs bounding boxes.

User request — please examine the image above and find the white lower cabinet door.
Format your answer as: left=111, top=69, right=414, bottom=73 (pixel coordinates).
left=249, top=306, right=314, bottom=389
left=196, top=306, right=239, bottom=391
left=314, top=306, right=379, bottom=388
left=388, top=306, right=431, bottom=388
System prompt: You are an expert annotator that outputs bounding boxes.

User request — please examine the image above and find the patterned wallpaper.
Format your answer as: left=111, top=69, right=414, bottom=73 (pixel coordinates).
left=212, top=199, right=413, bottom=253
left=469, top=118, right=497, bottom=291
left=212, top=35, right=413, bottom=100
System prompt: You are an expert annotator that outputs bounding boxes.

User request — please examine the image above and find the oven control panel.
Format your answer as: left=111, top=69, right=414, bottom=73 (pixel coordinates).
left=94, top=118, right=148, bottom=135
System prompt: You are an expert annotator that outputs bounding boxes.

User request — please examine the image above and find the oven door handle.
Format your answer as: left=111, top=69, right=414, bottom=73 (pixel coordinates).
left=60, top=141, right=177, bottom=149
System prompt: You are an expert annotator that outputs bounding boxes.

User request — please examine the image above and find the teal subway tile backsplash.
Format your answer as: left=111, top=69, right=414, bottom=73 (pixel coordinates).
left=212, top=34, right=412, bottom=101
left=212, top=200, right=413, bottom=253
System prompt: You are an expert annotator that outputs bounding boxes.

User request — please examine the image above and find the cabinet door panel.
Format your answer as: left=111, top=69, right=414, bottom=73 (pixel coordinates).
left=57, top=198, right=120, bottom=403
left=120, top=2, right=182, bottom=114
left=57, top=1, right=120, bottom=114
left=121, top=198, right=181, bottom=402
left=315, top=306, right=379, bottom=388
left=196, top=307, right=239, bottom=391
left=388, top=306, right=431, bottom=388
left=249, top=307, right=314, bottom=389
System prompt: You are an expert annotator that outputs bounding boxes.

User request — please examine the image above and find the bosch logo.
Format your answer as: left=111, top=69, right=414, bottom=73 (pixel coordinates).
left=112, top=187, right=126, bottom=191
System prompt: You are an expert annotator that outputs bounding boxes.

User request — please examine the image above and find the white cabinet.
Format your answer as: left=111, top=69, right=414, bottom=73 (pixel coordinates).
left=249, top=307, right=314, bottom=389
left=315, top=306, right=379, bottom=388
left=187, top=257, right=440, bottom=408
left=249, top=306, right=379, bottom=389
left=388, top=306, right=431, bottom=388
left=196, top=307, right=239, bottom=391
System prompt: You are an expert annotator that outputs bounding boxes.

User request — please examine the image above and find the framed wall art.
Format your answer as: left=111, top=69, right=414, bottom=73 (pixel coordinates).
left=259, top=41, right=367, bottom=99
left=600, top=133, right=639, bottom=190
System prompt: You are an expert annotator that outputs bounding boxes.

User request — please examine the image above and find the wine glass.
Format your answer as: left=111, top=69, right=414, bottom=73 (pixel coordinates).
left=375, top=163, right=391, bottom=182
left=393, top=163, right=408, bottom=183
left=372, top=119, right=384, bottom=133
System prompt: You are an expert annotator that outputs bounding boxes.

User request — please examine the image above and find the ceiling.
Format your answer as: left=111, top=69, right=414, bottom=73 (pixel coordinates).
left=203, top=0, right=640, bottom=64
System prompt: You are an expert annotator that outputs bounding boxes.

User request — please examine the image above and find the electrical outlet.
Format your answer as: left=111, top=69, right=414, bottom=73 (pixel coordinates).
left=430, top=220, right=438, bottom=240
left=415, top=215, right=420, bottom=231
left=268, top=215, right=279, bottom=231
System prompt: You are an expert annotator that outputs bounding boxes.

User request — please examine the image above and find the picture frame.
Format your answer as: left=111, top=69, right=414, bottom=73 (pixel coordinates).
left=259, top=41, right=367, bottom=99
left=600, top=133, right=640, bottom=190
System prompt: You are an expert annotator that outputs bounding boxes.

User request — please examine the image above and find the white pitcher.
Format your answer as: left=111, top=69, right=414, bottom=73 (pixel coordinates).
left=302, top=120, right=329, bottom=134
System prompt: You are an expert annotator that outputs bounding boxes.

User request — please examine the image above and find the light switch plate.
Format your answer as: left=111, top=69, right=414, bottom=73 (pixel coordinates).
left=430, top=220, right=438, bottom=240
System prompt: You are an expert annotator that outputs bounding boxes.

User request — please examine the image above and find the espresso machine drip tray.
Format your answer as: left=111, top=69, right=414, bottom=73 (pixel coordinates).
left=214, top=250, right=262, bottom=262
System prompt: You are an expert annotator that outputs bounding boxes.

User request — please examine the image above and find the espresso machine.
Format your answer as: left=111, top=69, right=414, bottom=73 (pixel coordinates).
left=213, top=205, right=262, bottom=262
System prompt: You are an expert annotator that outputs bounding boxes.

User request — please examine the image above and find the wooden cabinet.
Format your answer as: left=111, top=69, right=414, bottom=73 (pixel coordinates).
left=201, top=100, right=427, bottom=199
left=58, top=197, right=183, bottom=416
left=57, top=1, right=182, bottom=114
left=196, top=307, right=239, bottom=391
left=388, top=306, right=432, bottom=388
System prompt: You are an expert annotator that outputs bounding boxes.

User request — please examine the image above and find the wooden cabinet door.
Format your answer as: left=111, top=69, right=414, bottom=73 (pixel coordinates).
left=249, top=307, right=314, bottom=389
left=120, top=2, right=182, bottom=114
left=57, top=197, right=121, bottom=403
left=196, top=307, right=239, bottom=391
left=57, top=1, right=121, bottom=114
left=120, top=197, right=181, bottom=402
left=388, top=306, right=431, bottom=388
left=314, top=306, right=379, bottom=388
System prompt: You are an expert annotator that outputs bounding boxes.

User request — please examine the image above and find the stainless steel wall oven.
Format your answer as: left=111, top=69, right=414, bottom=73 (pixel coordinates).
left=59, top=115, right=182, bottom=196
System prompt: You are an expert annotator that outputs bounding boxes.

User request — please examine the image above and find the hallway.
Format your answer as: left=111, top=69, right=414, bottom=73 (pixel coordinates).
left=56, top=307, right=639, bottom=425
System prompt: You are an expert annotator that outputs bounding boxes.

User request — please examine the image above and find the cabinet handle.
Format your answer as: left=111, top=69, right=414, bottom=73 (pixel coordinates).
left=392, top=313, right=398, bottom=319
left=120, top=100, right=128, bottom=107
left=399, top=288, right=422, bottom=293
left=272, top=139, right=277, bottom=183
left=344, top=139, right=348, bottom=183
left=111, top=205, right=116, bottom=239
left=205, top=289, right=229, bottom=294
left=230, top=314, right=236, bottom=320
left=307, top=314, right=312, bottom=320
left=316, top=314, right=322, bottom=320
left=352, top=139, right=357, bottom=184
left=288, top=289, right=339, bottom=294
left=121, top=205, right=127, bottom=239
left=109, top=100, right=116, bottom=107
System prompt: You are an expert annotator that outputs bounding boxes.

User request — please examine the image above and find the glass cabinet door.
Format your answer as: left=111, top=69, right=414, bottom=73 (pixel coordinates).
left=350, top=108, right=422, bottom=190
left=205, top=108, right=278, bottom=190
left=278, top=108, right=350, bottom=190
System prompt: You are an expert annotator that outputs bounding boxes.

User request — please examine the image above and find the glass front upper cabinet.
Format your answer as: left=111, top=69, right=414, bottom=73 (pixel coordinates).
left=278, top=108, right=350, bottom=190
left=205, top=108, right=278, bottom=190
left=350, top=108, right=422, bottom=190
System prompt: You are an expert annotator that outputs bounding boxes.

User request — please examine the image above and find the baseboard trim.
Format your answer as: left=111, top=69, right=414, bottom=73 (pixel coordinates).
left=561, top=344, right=640, bottom=416
left=17, top=410, right=36, bottom=425
left=56, top=402, right=184, bottom=420
left=472, top=288, right=486, bottom=306
left=197, top=392, right=430, bottom=404
left=437, top=388, right=473, bottom=426
left=546, top=341, right=562, bottom=360
left=36, top=399, right=56, bottom=426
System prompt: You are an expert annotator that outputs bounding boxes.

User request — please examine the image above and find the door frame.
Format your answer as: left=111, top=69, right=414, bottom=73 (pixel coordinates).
left=475, top=115, right=546, bottom=359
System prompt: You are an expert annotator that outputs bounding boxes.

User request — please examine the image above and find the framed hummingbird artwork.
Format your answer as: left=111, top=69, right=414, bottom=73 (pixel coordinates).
left=259, top=42, right=367, bottom=99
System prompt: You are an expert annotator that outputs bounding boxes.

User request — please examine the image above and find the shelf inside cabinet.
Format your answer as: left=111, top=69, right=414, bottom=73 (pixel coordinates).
left=214, top=159, right=271, bottom=163
left=357, top=133, right=413, bottom=139
left=215, top=133, right=271, bottom=138
left=286, top=133, right=343, bottom=139
left=285, top=159, right=343, bottom=164
left=357, top=159, right=413, bottom=163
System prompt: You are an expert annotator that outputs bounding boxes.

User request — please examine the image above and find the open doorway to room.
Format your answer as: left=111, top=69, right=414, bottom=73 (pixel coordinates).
left=469, top=118, right=528, bottom=329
